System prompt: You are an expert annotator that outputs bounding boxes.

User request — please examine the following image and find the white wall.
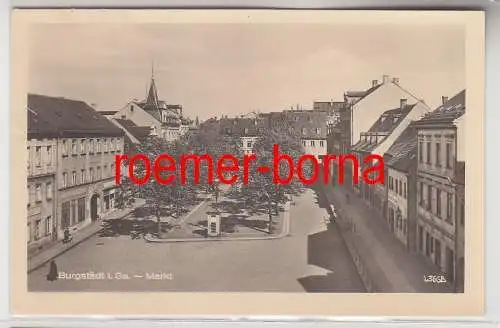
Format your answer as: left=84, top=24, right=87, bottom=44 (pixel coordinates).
left=113, top=101, right=162, bottom=133
left=351, top=81, right=427, bottom=146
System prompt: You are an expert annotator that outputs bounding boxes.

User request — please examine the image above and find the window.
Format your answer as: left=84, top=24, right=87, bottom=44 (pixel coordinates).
left=320, top=140, right=324, bottom=147
left=447, top=193, right=453, bottom=222
left=302, top=128, right=307, bottom=135
left=80, top=139, right=86, bottom=154
left=89, top=168, right=94, bottom=182
left=419, top=141, right=424, bottom=163
left=72, top=171, right=77, bottom=185
left=316, top=128, right=321, bottom=134
left=420, top=182, right=424, bottom=204
left=96, top=139, right=101, bottom=153
left=311, top=140, right=315, bottom=147
left=427, top=185, right=432, bottom=210
left=435, top=143, right=441, bottom=167
left=71, top=139, right=77, bottom=155
left=302, top=140, right=306, bottom=147
left=62, top=172, right=68, bottom=188
left=35, top=219, right=41, bottom=240
left=399, top=180, right=402, bottom=196
left=45, top=216, right=52, bottom=236
left=35, top=184, right=42, bottom=202
left=62, top=140, right=68, bottom=156
left=104, top=139, right=108, bottom=152
left=46, top=182, right=52, bottom=200
left=97, top=166, right=101, bottom=180
left=389, top=177, right=393, bottom=190
left=403, top=182, right=407, bottom=198
left=46, top=146, right=52, bottom=165
left=436, top=189, right=441, bottom=218
left=116, top=139, right=121, bottom=151
left=426, top=141, right=431, bottom=164
left=247, top=141, right=252, bottom=148
left=35, top=146, right=41, bottom=166
left=104, top=165, right=108, bottom=177
left=446, top=143, right=453, bottom=169
left=395, top=179, right=398, bottom=194
left=89, top=139, right=94, bottom=154
left=78, top=197, right=86, bottom=222
left=81, top=169, right=86, bottom=184
left=111, top=139, right=115, bottom=152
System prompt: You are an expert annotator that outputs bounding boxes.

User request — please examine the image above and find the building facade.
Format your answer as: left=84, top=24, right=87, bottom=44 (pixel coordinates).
left=27, top=111, right=58, bottom=255
left=113, top=72, right=196, bottom=142
left=333, top=75, right=430, bottom=186
left=351, top=99, right=430, bottom=206
left=27, top=94, right=125, bottom=240
left=384, top=125, right=418, bottom=251
left=414, top=90, right=465, bottom=288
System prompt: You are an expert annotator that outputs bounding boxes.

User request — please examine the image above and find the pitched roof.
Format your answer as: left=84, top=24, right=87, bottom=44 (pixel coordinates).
left=28, top=94, right=124, bottom=138
left=414, top=89, right=465, bottom=126
left=352, top=105, right=415, bottom=153
left=113, top=119, right=151, bottom=141
left=384, top=124, right=418, bottom=172
left=276, top=111, right=327, bottom=139
left=220, top=117, right=267, bottom=137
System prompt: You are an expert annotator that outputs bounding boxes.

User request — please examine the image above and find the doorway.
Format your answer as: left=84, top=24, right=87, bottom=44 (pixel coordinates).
left=91, top=194, right=100, bottom=221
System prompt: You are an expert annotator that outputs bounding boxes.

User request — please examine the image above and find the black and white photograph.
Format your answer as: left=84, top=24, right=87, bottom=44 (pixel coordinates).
left=11, top=9, right=485, bottom=317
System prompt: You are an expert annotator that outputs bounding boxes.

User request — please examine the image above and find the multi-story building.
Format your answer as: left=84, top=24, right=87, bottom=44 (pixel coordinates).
left=351, top=99, right=430, bottom=207
left=113, top=71, right=196, bottom=142
left=27, top=108, right=58, bottom=255
left=413, top=90, right=465, bottom=288
left=27, top=94, right=125, bottom=237
left=383, top=125, right=418, bottom=251
left=333, top=75, right=430, bottom=185
left=220, top=117, right=265, bottom=155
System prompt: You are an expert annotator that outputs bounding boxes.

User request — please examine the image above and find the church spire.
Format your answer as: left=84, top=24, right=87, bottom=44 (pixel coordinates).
left=146, top=61, right=159, bottom=109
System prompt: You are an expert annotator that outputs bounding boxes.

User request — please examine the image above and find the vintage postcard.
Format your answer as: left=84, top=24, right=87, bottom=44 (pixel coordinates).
left=10, top=9, right=484, bottom=316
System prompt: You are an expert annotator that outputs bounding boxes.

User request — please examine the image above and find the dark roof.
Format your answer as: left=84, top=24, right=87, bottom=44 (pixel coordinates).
left=414, top=89, right=465, bottom=126
left=219, top=117, right=268, bottom=137
left=27, top=107, right=58, bottom=137
left=28, top=94, right=124, bottom=138
left=352, top=105, right=415, bottom=153
left=368, top=105, right=415, bottom=133
left=276, top=111, right=327, bottom=139
left=114, top=119, right=151, bottom=141
left=384, top=125, right=418, bottom=172
left=313, top=101, right=344, bottom=115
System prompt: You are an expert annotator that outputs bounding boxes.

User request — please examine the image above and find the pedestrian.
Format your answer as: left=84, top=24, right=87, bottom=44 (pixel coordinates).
left=46, top=260, right=58, bottom=282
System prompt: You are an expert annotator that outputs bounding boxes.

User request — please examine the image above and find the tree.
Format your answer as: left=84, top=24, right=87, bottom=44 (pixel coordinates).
left=243, top=115, right=312, bottom=233
left=124, top=135, right=197, bottom=237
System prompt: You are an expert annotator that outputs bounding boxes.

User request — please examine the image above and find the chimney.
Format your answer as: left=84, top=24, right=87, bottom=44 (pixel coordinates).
left=179, top=106, right=183, bottom=116
left=382, top=75, right=390, bottom=84
left=372, top=80, right=378, bottom=87
left=442, top=96, right=449, bottom=104
left=400, top=98, right=408, bottom=108
left=392, top=77, right=399, bottom=84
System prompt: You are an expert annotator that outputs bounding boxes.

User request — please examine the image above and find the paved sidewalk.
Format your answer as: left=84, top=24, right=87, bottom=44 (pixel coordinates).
left=322, top=184, right=454, bottom=293
left=27, top=200, right=144, bottom=273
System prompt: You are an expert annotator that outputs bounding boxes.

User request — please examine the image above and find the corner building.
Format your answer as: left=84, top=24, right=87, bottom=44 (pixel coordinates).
left=27, top=94, right=125, bottom=238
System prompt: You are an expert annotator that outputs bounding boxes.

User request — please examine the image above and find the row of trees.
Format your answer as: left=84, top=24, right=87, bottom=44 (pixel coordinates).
left=115, top=115, right=311, bottom=236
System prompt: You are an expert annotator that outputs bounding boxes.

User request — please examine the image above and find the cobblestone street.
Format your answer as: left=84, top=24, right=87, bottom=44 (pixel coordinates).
left=28, top=188, right=365, bottom=292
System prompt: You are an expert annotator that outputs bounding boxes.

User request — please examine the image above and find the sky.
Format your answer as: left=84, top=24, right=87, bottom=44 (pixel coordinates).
left=29, top=23, right=465, bottom=121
